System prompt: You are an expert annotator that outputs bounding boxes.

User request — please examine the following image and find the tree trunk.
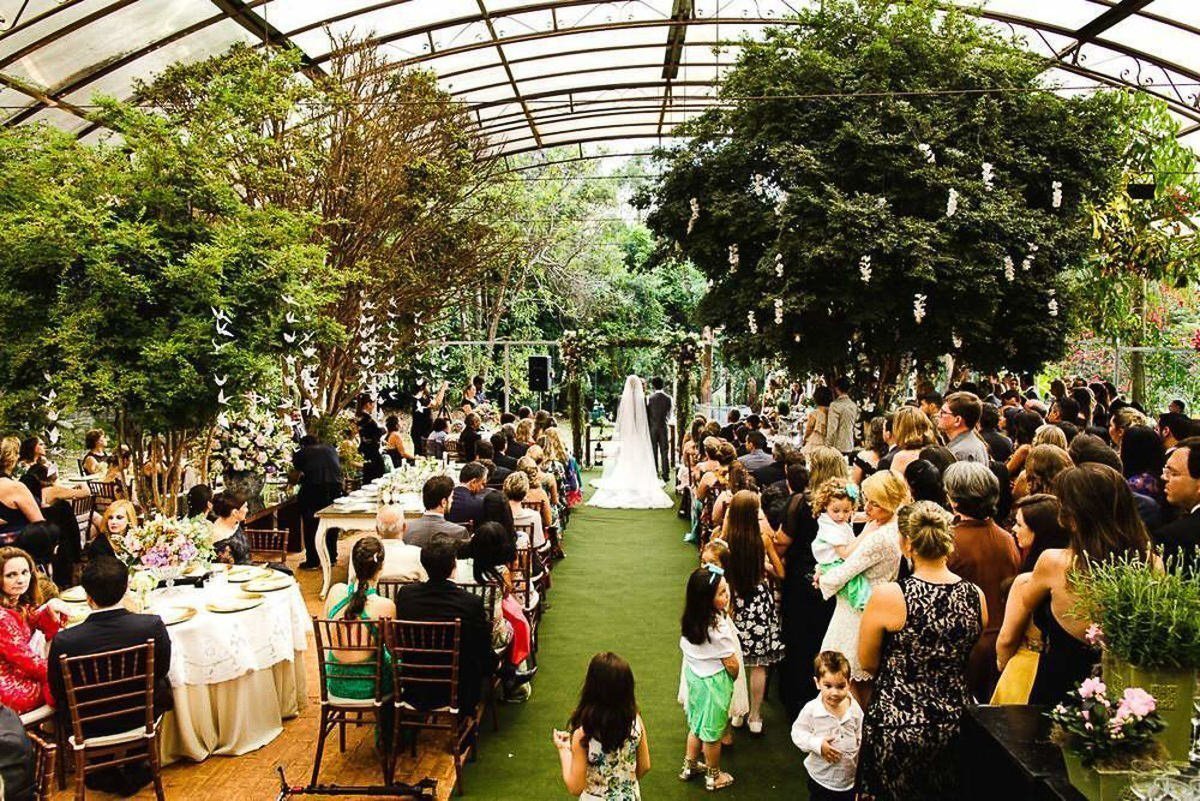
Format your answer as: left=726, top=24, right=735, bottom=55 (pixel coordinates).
left=1130, top=277, right=1147, bottom=405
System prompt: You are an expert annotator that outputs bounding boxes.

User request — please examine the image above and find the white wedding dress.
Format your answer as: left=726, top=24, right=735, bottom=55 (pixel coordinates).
left=589, top=375, right=674, bottom=509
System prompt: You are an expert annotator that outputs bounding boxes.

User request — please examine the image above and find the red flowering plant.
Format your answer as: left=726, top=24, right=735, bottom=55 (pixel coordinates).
left=1048, top=673, right=1165, bottom=768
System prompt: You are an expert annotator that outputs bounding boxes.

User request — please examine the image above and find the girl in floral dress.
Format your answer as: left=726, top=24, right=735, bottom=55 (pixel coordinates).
left=554, top=652, right=650, bottom=800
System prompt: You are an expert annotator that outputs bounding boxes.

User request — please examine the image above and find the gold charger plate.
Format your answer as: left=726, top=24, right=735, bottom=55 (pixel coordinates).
left=226, top=567, right=272, bottom=583
left=158, top=606, right=197, bottom=626
left=206, top=599, right=263, bottom=614
left=236, top=591, right=264, bottom=601
left=244, top=576, right=293, bottom=593
left=60, top=586, right=87, bottom=603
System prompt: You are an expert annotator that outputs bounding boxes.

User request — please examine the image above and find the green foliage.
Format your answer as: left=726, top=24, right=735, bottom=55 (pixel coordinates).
left=640, top=0, right=1126, bottom=399
left=1074, top=555, right=1200, bottom=671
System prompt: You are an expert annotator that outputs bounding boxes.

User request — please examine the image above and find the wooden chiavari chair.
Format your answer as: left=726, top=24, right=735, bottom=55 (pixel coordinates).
left=244, top=528, right=288, bottom=564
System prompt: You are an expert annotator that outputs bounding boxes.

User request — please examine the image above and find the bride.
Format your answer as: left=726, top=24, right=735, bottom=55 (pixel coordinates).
left=589, top=375, right=674, bottom=509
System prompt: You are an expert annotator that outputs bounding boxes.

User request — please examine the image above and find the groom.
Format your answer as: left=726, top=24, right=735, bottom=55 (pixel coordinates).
left=646, top=377, right=673, bottom=482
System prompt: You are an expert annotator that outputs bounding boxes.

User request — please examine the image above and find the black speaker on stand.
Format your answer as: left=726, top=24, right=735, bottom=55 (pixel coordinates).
left=528, top=355, right=552, bottom=409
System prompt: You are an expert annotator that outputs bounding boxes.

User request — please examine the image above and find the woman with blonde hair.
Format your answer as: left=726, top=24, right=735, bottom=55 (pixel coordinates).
left=510, top=419, right=536, bottom=459
left=0, top=438, right=46, bottom=547
left=517, top=456, right=553, bottom=531
left=806, top=446, right=850, bottom=495
left=1032, top=424, right=1067, bottom=450
left=888, top=406, right=936, bottom=478
left=538, top=429, right=570, bottom=519
left=818, top=470, right=909, bottom=698
left=87, top=499, right=137, bottom=562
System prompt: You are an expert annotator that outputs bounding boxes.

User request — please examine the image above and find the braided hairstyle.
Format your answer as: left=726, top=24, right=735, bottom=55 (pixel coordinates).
left=343, top=537, right=385, bottom=620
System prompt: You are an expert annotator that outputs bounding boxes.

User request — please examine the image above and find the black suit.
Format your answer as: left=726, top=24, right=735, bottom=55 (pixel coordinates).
left=646, top=390, right=673, bottom=482
left=293, top=443, right=343, bottom=567
left=48, top=609, right=173, bottom=738
left=494, top=453, right=518, bottom=471
left=1155, top=507, right=1199, bottom=575
left=447, top=486, right=487, bottom=529
left=392, top=580, right=497, bottom=714
left=752, top=461, right=786, bottom=489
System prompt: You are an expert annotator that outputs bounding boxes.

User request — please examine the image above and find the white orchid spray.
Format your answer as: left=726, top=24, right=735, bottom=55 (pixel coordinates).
left=946, top=188, right=959, bottom=217
left=917, top=143, right=935, bottom=164
left=1052, top=180, right=1063, bottom=209
left=774, top=252, right=784, bottom=278
left=1004, top=255, right=1016, bottom=283
left=727, top=243, right=739, bottom=273
left=859, top=254, right=872, bottom=284
left=747, top=309, right=758, bottom=334
left=913, top=293, right=928, bottom=324
left=774, top=298, right=784, bottom=324
left=982, top=162, right=994, bottom=190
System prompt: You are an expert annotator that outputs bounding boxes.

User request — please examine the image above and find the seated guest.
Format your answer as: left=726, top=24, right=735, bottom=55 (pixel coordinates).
left=738, top=430, right=773, bottom=472
left=81, top=429, right=110, bottom=477
left=426, top=418, right=450, bottom=459
left=24, top=463, right=89, bottom=508
left=323, top=537, right=396, bottom=715
left=393, top=539, right=498, bottom=715
left=384, top=415, right=415, bottom=469
left=0, top=439, right=45, bottom=547
left=406, top=476, right=468, bottom=549
left=480, top=489, right=515, bottom=543
left=516, top=456, right=554, bottom=530
left=186, top=484, right=213, bottom=519
left=509, top=420, right=535, bottom=460
left=210, top=491, right=251, bottom=565
left=477, top=441, right=510, bottom=488
left=1157, top=436, right=1199, bottom=572
left=86, top=499, right=136, bottom=562
left=0, top=546, right=66, bottom=713
left=943, top=462, right=1020, bottom=700
left=459, top=413, right=483, bottom=463
left=448, top=462, right=489, bottom=529
left=373, top=506, right=426, bottom=583
left=504, top=472, right=545, bottom=552
left=491, top=432, right=518, bottom=471
left=17, top=437, right=55, bottom=481
left=48, top=556, right=171, bottom=795
left=102, top=445, right=133, bottom=489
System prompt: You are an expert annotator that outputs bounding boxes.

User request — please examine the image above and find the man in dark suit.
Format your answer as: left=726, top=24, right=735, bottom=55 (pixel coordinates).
left=645, top=377, right=673, bottom=482
left=490, top=432, right=518, bottom=471
left=1157, top=436, right=1200, bottom=573
left=48, top=557, right=172, bottom=795
left=292, top=434, right=344, bottom=569
left=392, top=539, right=498, bottom=714
left=448, top=462, right=489, bottom=529
left=406, top=476, right=469, bottom=549
left=476, top=441, right=511, bottom=488
left=719, top=408, right=743, bottom=445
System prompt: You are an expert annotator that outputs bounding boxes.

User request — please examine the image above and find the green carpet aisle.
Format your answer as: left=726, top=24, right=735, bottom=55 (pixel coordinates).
left=461, top=478, right=810, bottom=799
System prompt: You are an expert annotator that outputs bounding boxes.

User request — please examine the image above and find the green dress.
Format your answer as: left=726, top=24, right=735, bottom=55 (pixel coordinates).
left=325, top=584, right=394, bottom=699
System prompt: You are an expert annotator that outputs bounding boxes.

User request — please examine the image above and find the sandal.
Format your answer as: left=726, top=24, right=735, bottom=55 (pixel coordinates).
left=678, top=758, right=707, bottom=781
left=705, top=767, right=734, bottom=792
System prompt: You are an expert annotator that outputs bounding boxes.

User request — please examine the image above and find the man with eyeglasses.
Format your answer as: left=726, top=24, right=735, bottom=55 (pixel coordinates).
left=938, top=391, right=990, bottom=464
left=1157, top=436, right=1200, bottom=573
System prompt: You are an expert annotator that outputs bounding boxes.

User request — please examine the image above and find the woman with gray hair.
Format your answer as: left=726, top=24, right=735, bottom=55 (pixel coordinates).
left=942, top=462, right=1021, bottom=700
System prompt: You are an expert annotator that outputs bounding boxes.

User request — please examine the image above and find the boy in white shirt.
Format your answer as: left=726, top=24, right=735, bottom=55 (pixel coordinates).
left=791, top=650, right=864, bottom=800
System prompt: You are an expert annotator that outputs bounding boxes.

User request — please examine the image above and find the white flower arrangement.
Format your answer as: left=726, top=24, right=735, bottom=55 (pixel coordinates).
left=773, top=298, right=784, bottom=325
left=211, top=406, right=295, bottom=477
left=381, top=458, right=446, bottom=500
left=1052, top=180, right=1063, bottom=209
left=859, top=254, right=872, bottom=284
left=774, top=252, right=784, bottom=278
left=946, top=188, right=959, bottom=217
left=982, top=162, right=994, bottom=190
left=917, top=143, right=935, bottom=164
left=747, top=310, right=758, bottom=334
left=913, top=293, right=928, bottom=324
left=1004, top=255, right=1016, bottom=283
left=727, top=243, right=739, bottom=273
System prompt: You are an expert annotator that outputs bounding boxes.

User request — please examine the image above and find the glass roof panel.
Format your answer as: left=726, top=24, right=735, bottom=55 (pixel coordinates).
left=977, top=0, right=1103, bottom=31
left=0, top=0, right=119, bottom=66
left=1106, top=15, right=1200, bottom=76
left=0, top=85, right=33, bottom=118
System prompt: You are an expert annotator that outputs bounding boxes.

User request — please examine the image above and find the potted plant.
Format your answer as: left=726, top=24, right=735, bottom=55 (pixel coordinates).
left=1048, top=675, right=1166, bottom=801
left=1073, top=554, right=1200, bottom=761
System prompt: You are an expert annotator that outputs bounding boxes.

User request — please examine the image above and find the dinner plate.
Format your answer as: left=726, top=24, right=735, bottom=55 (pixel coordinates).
left=226, top=566, right=273, bottom=583
left=60, top=586, right=87, bottom=603
left=244, top=576, right=294, bottom=593
left=206, top=599, right=262, bottom=614
left=158, top=606, right=197, bottom=626
left=236, top=591, right=264, bottom=601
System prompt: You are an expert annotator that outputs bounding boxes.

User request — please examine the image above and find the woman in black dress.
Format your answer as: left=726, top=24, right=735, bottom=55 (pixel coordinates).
left=356, top=395, right=387, bottom=484
left=410, top=379, right=447, bottom=457
left=210, top=491, right=252, bottom=565
left=857, top=501, right=985, bottom=800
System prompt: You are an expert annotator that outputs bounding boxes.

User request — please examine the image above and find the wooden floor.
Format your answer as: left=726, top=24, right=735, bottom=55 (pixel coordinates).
left=50, top=555, right=459, bottom=801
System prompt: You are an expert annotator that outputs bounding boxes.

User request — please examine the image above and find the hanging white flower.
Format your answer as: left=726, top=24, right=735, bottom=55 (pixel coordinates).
left=751, top=174, right=767, bottom=197
left=747, top=309, right=758, bottom=335
left=1004, top=255, right=1015, bottom=283
left=774, top=191, right=789, bottom=216
left=1048, top=289, right=1059, bottom=317
left=946, top=188, right=959, bottom=218
left=774, top=252, right=784, bottom=278
left=913, top=293, right=928, bottom=324
left=982, top=162, right=994, bottom=191
left=774, top=298, right=784, bottom=324
left=1021, top=243, right=1037, bottom=272
left=1052, top=180, right=1063, bottom=209
left=952, top=330, right=963, bottom=349
left=859, top=254, right=872, bottom=284
left=793, top=333, right=802, bottom=343
left=727, top=243, right=739, bottom=273
left=917, top=143, right=936, bottom=164
left=687, top=197, right=700, bottom=234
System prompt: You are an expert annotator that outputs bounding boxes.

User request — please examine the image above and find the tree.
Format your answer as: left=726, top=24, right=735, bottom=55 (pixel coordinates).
left=127, top=42, right=508, bottom=416
left=639, top=0, right=1126, bottom=405
left=0, top=121, right=327, bottom=512
left=1071, top=92, right=1200, bottom=404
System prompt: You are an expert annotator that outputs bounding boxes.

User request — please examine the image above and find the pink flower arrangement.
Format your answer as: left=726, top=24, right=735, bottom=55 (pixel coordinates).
left=1048, top=674, right=1165, bottom=767
left=115, top=515, right=216, bottom=572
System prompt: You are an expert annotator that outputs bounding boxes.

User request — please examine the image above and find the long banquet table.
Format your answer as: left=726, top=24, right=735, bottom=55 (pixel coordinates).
left=62, top=568, right=310, bottom=765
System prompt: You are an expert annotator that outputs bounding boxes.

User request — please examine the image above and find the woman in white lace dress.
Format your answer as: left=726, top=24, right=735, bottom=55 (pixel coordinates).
left=817, top=471, right=910, bottom=696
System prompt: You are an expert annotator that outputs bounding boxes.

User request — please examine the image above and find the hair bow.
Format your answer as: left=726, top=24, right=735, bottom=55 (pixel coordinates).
left=704, top=563, right=725, bottom=583
left=846, top=483, right=861, bottom=501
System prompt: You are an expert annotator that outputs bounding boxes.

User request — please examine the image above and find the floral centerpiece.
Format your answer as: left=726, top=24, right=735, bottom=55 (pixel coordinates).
left=210, top=406, right=295, bottom=477
left=1048, top=675, right=1166, bottom=800
left=116, top=515, right=216, bottom=586
left=380, top=458, right=445, bottom=503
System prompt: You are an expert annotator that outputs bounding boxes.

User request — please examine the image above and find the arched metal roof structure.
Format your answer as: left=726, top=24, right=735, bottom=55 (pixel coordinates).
left=2, top=0, right=1199, bottom=160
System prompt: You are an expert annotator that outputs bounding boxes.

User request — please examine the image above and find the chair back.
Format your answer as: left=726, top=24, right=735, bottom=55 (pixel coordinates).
left=385, top=619, right=461, bottom=713
left=510, top=546, right=534, bottom=609
left=375, top=578, right=413, bottom=605
left=70, top=494, right=95, bottom=547
left=519, top=500, right=542, bottom=512
left=443, top=439, right=460, bottom=459
left=58, top=641, right=156, bottom=745
left=457, top=581, right=500, bottom=629
left=76, top=459, right=88, bottom=477
left=311, top=617, right=388, bottom=705
left=244, top=528, right=288, bottom=563
left=514, top=521, right=535, bottom=542
left=86, top=480, right=123, bottom=513
left=26, top=730, right=56, bottom=801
